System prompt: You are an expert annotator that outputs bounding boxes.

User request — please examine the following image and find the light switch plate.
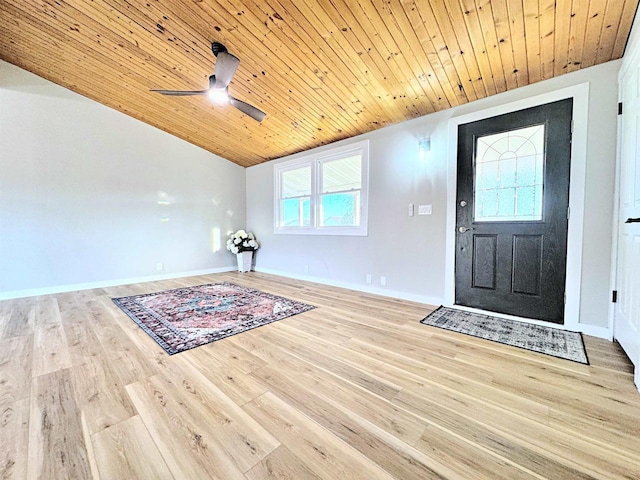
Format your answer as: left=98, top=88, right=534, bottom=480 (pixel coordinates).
left=418, top=204, right=432, bottom=215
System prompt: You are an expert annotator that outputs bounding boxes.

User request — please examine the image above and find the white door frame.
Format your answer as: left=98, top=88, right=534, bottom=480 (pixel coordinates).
left=443, top=83, right=605, bottom=337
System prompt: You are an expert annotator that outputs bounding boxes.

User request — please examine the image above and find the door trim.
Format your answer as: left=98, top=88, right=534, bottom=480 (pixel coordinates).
left=443, top=83, right=609, bottom=337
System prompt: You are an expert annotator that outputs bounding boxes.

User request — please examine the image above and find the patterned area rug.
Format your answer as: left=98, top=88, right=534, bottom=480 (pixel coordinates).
left=420, top=306, right=589, bottom=364
left=112, top=282, right=315, bottom=354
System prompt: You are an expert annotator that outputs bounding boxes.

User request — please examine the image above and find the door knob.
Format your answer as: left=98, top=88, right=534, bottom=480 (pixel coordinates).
left=458, top=226, right=474, bottom=233
left=459, top=200, right=467, bottom=207
left=625, top=218, right=640, bottom=223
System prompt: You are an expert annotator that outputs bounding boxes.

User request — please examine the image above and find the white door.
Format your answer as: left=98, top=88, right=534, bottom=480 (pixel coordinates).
left=615, top=65, right=640, bottom=390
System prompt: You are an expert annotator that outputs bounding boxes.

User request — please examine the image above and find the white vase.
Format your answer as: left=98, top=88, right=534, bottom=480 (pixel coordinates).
left=236, top=251, right=253, bottom=272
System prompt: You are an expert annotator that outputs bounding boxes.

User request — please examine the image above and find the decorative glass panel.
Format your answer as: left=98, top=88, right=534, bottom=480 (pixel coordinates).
left=474, top=124, right=545, bottom=222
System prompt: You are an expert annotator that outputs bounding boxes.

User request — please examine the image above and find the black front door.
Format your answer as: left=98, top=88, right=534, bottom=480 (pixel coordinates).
left=455, top=99, right=573, bottom=324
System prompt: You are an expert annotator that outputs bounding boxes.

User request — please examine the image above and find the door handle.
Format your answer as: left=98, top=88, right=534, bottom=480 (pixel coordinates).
left=625, top=218, right=640, bottom=223
left=458, top=226, right=474, bottom=233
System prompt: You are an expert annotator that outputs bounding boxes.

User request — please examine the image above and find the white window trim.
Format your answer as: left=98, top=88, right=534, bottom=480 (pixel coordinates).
left=274, top=140, right=369, bottom=236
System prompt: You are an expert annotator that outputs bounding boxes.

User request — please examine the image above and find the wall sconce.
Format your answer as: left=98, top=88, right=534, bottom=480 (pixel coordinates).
left=418, top=137, right=431, bottom=159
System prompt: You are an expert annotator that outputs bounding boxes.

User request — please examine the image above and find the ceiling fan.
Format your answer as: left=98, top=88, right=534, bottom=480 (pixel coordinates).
left=151, top=42, right=266, bottom=122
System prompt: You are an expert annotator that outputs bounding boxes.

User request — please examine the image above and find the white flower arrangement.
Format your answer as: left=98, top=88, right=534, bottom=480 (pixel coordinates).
left=226, top=230, right=260, bottom=255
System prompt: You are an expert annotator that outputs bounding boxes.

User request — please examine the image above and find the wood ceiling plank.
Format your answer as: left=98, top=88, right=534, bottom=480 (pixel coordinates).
left=490, top=0, right=519, bottom=90
left=368, top=0, right=456, bottom=109
left=73, top=0, right=213, bottom=83
left=256, top=0, right=408, bottom=123
left=457, top=0, right=499, bottom=96
left=317, top=0, right=441, bottom=114
left=352, top=0, right=458, bottom=108
left=567, top=0, right=590, bottom=72
left=522, top=0, right=542, bottom=83
left=405, top=0, right=475, bottom=104
left=538, top=0, right=556, bottom=79
left=612, top=0, right=638, bottom=58
left=505, top=0, right=530, bottom=87
left=475, top=0, right=512, bottom=92
left=553, top=0, right=573, bottom=76
left=347, top=0, right=434, bottom=109
left=248, top=0, right=405, bottom=125
left=581, top=0, right=608, bottom=69
left=17, top=0, right=205, bottom=92
left=596, top=0, right=627, bottom=63
left=392, top=2, right=460, bottom=110
left=437, top=0, right=488, bottom=100
left=318, top=0, right=438, bottom=113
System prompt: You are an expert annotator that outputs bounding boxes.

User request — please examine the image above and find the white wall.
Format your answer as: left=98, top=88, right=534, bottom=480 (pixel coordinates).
left=247, top=60, right=621, bottom=329
left=0, top=61, right=246, bottom=297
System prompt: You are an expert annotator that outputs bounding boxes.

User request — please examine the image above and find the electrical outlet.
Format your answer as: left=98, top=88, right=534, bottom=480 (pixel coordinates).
left=380, top=276, right=387, bottom=286
left=408, top=203, right=414, bottom=217
left=304, top=265, right=309, bottom=274
left=156, top=262, right=164, bottom=271
left=366, top=274, right=372, bottom=284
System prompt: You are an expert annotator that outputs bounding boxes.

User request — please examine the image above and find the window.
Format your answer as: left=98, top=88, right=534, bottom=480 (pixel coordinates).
left=275, top=140, right=369, bottom=235
left=474, top=124, right=545, bottom=222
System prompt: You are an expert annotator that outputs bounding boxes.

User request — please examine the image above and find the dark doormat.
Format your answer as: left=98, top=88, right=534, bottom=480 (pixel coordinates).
left=420, top=306, right=588, bottom=364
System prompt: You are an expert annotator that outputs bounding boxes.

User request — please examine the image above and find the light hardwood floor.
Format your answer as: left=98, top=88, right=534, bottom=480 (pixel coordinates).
left=1, top=272, right=639, bottom=479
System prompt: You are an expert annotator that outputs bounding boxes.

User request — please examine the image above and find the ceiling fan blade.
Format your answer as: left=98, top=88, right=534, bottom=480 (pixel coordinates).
left=213, top=52, right=240, bottom=88
left=229, top=96, right=266, bottom=122
left=151, top=89, right=208, bottom=96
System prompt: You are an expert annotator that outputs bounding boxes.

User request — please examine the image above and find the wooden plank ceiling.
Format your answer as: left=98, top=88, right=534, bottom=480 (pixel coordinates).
left=1, top=1, right=638, bottom=167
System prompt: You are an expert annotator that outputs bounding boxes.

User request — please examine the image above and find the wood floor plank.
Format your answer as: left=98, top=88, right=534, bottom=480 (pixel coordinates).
left=243, top=392, right=397, bottom=480
left=180, top=347, right=270, bottom=405
left=393, top=387, right=640, bottom=479
left=0, top=272, right=639, bottom=479
left=245, top=445, right=322, bottom=480
left=0, top=397, right=29, bottom=479
left=91, top=415, right=174, bottom=480
left=0, top=297, right=35, bottom=340
left=157, top=353, right=280, bottom=471
left=0, top=335, right=33, bottom=401
left=249, top=365, right=464, bottom=479
left=31, top=323, right=72, bottom=378
left=69, top=353, right=137, bottom=435
left=28, top=369, right=92, bottom=480
left=125, top=379, right=247, bottom=480
left=64, top=320, right=137, bottom=434
left=413, top=424, right=540, bottom=480
left=89, top=297, right=160, bottom=386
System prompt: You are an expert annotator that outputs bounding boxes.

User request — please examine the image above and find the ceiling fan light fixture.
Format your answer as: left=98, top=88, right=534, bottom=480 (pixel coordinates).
left=208, top=88, right=229, bottom=104
left=152, top=42, right=266, bottom=121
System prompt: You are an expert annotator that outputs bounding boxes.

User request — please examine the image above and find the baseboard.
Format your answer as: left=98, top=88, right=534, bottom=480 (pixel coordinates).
left=0, top=266, right=237, bottom=300
left=254, top=267, right=612, bottom=341
left=254, top=267, right=444, bottom=307
left=578, top=323, right=613, bottom=341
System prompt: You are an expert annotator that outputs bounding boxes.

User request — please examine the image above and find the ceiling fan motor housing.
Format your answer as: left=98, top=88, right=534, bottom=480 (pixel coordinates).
left=211, top=42, right=228, bottom=57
